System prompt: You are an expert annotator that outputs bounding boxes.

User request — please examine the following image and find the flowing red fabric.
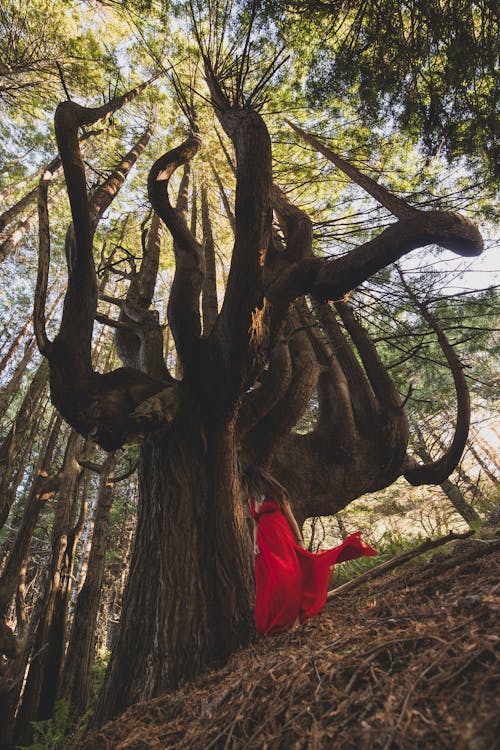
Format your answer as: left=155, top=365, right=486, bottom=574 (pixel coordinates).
left=250, top=497, right=377, bottom=635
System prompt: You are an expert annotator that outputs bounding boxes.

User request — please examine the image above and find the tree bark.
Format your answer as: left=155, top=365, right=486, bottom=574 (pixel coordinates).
left=92, top=412, right=253, bottom=727
left=0, top=359, right=49, bottom=528
left=0, top=412, right=64, bottom=621
left=201, top=180, right=218, bottom=334
left=0, top=186, right=65, bottom=262
left=14, top=432, right=87, bottom=746
left=60, top=453, right=118, bottom=713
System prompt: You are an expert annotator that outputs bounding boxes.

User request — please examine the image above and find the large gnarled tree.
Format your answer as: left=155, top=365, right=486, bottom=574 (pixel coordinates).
left=32, top=41, right=483, bottom=728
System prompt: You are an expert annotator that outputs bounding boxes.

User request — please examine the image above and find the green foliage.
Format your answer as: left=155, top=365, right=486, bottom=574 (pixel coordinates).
left=88, top=652, right=111, bottom=708
left=259, top=0, right=499, bottom=184
left=18, top=699, right=71, bottom=750
left=15, top=656, right=112, bottom=750
left=331, top=530, right=427, bottom=586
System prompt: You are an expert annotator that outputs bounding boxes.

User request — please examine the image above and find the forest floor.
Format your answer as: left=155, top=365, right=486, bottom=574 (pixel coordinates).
left=78, top=537, right=499, bottom=750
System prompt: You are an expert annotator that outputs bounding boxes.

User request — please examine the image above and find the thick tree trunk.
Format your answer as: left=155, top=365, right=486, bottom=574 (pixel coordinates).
left=92, top=409, right=253, bottom=727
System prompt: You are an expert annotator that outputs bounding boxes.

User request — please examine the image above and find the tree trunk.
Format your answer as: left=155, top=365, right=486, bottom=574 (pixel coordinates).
left=60, top=453, right=118, bottom=713
left=456, top=466, right=488, bottom=506
left=92, top=411, right=254, bottom=727
left=103, top=515, right=135, bottom=654
left=201, top=180, right=218, bottom=334
left=0, top=412, right=63, bottom=620
left=0, top=186, right=65, bottom=262
left=468, top=437, right=500, bottom=483
left=439, top=477, right=481, bottom=526
left=14, top=433, right=86, bottom=746
left=0, top=286, right=63, bottom=378
left=0, top=131, right=95, bottom=233
left=0, top=339, right=37, bottom=421
left=0, top=360, right=49, bottom=528
left=1, top=311, right=37, bottom=376
left=412, top=431, right=481, bottom=527
left=0, top=595, right=44, bottom=750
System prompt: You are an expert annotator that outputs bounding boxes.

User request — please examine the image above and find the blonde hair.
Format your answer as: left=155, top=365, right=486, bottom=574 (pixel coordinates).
left=241, top=466, right=289, bottom=507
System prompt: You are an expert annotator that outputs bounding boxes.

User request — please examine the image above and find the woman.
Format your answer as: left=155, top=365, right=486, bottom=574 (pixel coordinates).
left=242, top=466, right=377, bottom=635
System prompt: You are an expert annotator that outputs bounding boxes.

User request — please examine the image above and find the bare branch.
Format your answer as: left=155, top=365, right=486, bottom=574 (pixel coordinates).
left=285, top=119, right=420, bottom=220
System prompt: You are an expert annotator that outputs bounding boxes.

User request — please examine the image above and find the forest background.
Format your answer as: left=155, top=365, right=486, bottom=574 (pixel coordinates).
left=0, top=1, right=498, bottom=748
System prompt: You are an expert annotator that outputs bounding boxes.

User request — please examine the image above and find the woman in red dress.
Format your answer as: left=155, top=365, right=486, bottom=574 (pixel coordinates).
left=242, top=467, right=377, bottom=635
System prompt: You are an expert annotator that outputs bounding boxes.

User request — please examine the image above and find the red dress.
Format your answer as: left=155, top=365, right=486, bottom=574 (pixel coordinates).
left=250, top=497, right=377, bottom=634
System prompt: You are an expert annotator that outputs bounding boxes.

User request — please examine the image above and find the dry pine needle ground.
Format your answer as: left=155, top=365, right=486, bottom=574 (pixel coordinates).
left=79, top=538, right=500, bottom=750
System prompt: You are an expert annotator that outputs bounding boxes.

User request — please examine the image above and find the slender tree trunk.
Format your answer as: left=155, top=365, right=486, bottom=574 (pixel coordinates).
left=476, top=434, right=500, bottom=471
left=468, top=437, right=500, bottom=482
left=456, top=466, right=488, bottom=505
left=0, top=412, right=64, bottom=619
left=103, top=519, right=135, bottom=653
left=0, top=286, right=62, bottom=376
left=14, top=432, right=86, bottom=746
left=0, top=183, right=40, bottom=233
left=0, top=320, right=33, bottom=376
left=413, top=431, right=481, bottom=527
left=0, top=360, right=49, bottom=528
left=0, top=132, right=95, bottom=232
left=439, top=477, right=481, bottom=526
left=210, top=159, right=235, bottom=232
left=0, top=389, right=49, bottom=533
left=0, top=186, right=65, bottom=262
left=60, top=454, right=118, bottom=713
left=467, top=440, right=499, bottom=484
left=0, top=339, right=37, bottom=421
left=92, top=412, right=254, bottom=727
left=0, top=595, right=44, bottom=750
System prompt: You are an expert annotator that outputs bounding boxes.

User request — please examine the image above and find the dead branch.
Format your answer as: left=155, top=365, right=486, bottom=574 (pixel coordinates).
left=327, top=530, right=475, bottom=600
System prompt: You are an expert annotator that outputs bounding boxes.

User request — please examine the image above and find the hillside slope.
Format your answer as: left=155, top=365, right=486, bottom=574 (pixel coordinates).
left=79, top=538, right=499, bottom=750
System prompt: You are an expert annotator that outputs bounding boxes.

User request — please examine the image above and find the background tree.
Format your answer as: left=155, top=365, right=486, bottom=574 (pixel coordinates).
left=261, top=0, right=499, bottom=183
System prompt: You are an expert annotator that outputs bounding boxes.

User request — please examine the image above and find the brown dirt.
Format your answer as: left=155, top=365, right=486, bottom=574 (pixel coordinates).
left=78, top=538, right=500, bottom=750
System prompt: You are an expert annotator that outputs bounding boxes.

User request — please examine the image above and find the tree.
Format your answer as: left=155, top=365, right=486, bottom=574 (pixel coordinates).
left=261, top=0, right=499, bottom=182
left=23, top=3, right=485, bottom=725
left=0, top=3, right=493, bottom=742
